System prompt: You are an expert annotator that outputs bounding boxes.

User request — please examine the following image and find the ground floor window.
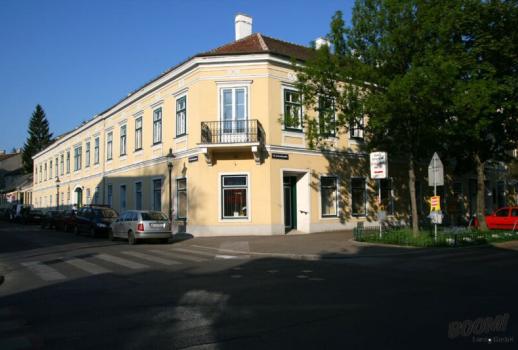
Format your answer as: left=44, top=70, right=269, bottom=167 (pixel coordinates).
left=135, top=182, right=142, bottom=210
left=222, top=175, right=248, bottom=219
left=321, top=176, right=338, bottom=217
left=120, top=185, right=127, bottom=211
left=107, top=184, right=113, bottom=207
left=380, top=179, right=394, bottom=215
left=176, top=178, right=187, bottom=219
left=153, top=179, right=162, bottom=212
left=351, top=178, right=366, bottom=216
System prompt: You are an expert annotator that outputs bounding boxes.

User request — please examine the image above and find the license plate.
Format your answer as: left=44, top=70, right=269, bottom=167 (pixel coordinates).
left=150, top=223, right=165, bottom=228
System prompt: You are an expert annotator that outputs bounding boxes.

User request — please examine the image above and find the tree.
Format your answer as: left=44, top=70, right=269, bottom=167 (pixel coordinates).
left=297, top=1, right=459, bottom=235
left=22, top=105, right=53, bottom=173
left=444, top=0, right=518, bottom=230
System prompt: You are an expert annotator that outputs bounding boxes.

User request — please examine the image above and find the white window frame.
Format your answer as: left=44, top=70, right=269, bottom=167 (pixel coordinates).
left=151, top=177, right=163, bottom=212
left=152, top=108, right=162, bottom=145
left=106, top=131, right=113, bottom=161
left=120, top=184, right=127, bottom=212
left=176, top=177, right=187, bottom=220
left=319, top=175, right=339, bottom=218
left=351, top=177, right=367, bottom=217
left=282, top=87, right=303, bottom=131
left=135, top=116, right=143, bottom=151
left=176, top=95, right=187, bottom=137
left=218, top=172, right=251, bottom=222
left=120, top=124, right=127, bottom=156
left=94, top=137, right=100, bottom=164
left=135, top=181, right=143, bottom=210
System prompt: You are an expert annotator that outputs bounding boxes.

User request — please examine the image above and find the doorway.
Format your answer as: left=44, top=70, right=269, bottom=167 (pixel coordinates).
left=283, top=176, right=297, bottom=233
left=75, top=188, right=83, bottom=208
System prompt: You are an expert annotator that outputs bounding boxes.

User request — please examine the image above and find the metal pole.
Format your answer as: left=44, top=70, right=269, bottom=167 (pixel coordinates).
left=168, top=166, right=172, bottom=221
left=434, top=156, right=437, bottom=240
left=378, top=179, right=382, bottom=238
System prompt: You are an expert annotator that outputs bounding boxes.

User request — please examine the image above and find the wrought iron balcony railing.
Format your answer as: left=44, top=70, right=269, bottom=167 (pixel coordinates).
left=201, top=119, right=264, bottom=144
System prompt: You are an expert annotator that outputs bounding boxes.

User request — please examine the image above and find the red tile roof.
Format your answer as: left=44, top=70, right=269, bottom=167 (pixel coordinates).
left=199, top=33, right=313, bottom=61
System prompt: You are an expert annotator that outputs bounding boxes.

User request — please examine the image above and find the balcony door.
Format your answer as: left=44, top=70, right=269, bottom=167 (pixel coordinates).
left=220, top=87, right=248, bottom=143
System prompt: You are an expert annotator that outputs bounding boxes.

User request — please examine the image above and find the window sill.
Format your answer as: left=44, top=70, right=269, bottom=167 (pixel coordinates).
left=151, top=143, right=162, bottom=151
left=175, top=134, right=187, bottom=140
left=283, top=128, right=304, bottom=133
left=120, top=155, right=127, bottom=161
left=134, top=148, right=143, bottom=154
left=320, top=215, right=339, bottom=220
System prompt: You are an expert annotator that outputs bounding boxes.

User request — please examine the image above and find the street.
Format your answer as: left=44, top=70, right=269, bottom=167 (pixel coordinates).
left=1, top=222, right=517, bottom=349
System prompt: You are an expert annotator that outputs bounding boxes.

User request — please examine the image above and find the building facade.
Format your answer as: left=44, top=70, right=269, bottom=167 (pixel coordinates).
left=31, top=14, right=515, bottom=235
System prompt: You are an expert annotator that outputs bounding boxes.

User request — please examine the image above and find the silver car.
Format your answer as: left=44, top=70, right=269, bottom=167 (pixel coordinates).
left=110, top=210, right=171, bottom=245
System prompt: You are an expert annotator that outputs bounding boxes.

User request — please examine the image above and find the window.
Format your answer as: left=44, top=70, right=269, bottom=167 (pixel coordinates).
left=86, top=188, right=91, bottom=204
left=135, top=182, right=142, bottom=210
left=318, top=97, right=335, bottom=137
left=85, top=142, right=90, bottom=167
left=380, top=179, right=394, bottom=215
left=66, top=151, right=70, bottom=173
left=54, top=157, right=58, bottom=177
left=60, top=154, right=64, bottom=175
left=153, top=108, right=162, bottom=144
left=44, top=163, right=47, bottom=180
left=511, top=208, right=518, bottom=217
left=107, top=184, right=113, bottom=207
left=120, top=125, right=127, bottom=156
left=351, top=178, right=366, bottom=216
left=106, top=132, right=113, bottom=160
left=39, top=165, right=42, bottom=182
left=94, top=137, right=100, bottom=164
left=35, top=167, right=38, bottom=184
left=74, top=146, right=82, bottom=171
left=176, top=178, right=187, bottom=219
left=283, top=89, right=302, bottom=130
left=496, top=208, right=509, bottom=217
left=67, top=188, right=70, bottom=203
left=350, top=117, right=364, bottom=139
left=221, top=87, right=247, bottom=134
left=321, top=176, right=338, bottom=217
left=120, top=185, right=127, bottom=211
left=176, top=96, right=187, bottom=137
left=153, top=179, right=162, bottom=211
left=135, top=117, right=143, bottom=151
left=94, top=186, right=100, bottom=204
left=221, top=175, right=248, bottom=219
left=50, top=160, right=53, bottom=178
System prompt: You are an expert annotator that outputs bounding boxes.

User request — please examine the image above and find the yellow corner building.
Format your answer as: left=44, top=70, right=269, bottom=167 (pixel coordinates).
left=31, top=14, right=405, bottom=236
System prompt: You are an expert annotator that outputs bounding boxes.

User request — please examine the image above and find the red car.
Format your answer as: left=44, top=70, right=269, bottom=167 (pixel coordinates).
left=475, top=207, right=518, bottom=230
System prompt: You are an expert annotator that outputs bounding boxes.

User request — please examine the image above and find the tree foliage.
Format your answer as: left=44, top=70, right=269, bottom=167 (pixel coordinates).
left=22, top=104, right=53, bottom=173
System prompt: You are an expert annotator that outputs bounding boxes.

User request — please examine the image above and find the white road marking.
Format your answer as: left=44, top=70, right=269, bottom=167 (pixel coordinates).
left=150, top=249, right=206, bottom=263
left=172, top=247, right=217, bottom=257
left=65, top=258, right=111, bottom=275
left=215, top=255, right=241, bottom=259
left=122, top=251, right=181, bottom=266
left=95, top=254, right=148, bottom=269
left=21, top=261, right=66, bottom=281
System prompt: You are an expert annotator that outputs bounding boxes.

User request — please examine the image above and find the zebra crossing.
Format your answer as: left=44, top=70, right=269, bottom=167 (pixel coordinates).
left=15, top=245, right=250, bottom=283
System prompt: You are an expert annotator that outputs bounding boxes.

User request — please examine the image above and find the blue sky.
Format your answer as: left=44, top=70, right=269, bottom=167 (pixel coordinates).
left=0, top=0, right=354, bottom=151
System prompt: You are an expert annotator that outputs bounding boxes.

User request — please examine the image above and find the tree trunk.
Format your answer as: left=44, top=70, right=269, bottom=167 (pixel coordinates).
left=475, top=154, right=488, bottom=231
left=408, top=156, right=419, bottom=236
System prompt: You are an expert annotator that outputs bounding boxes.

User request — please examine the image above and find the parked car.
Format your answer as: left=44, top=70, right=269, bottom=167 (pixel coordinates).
left=55, top=209, right=77, bottom=232
left=41, top=211, right=62, bottom=229
left=73, top=206, right=118, bottom=237
left=21, top=209, right=44, bottom=225
left=110, top=210, right=171, bottom=245
left=475, top=207, right=518, bottom=230
left=0, top=208, right=11, bottom=221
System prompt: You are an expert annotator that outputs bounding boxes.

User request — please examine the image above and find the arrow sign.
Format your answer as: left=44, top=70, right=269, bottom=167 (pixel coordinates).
left=428, top=152, right=444, bottom=187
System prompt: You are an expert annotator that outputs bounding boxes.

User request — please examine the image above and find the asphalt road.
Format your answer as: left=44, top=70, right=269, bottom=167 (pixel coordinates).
left=0, top=222, right=517, bottom=349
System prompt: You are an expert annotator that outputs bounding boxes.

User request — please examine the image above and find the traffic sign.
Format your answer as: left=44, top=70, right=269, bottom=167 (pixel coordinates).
left=370, top=152, right=388, bottom=179
left=428, top=153, right=444, bottom=186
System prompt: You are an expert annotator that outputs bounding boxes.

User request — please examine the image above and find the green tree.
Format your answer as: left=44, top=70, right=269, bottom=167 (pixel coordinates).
left=297, top=2, right=459, bottom=234
left=22, top=104, right=53, bottom=173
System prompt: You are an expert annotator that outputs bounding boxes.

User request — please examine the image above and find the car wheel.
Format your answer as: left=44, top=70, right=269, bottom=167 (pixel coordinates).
left=89, top=227, right=96, bottom=238
left=108, top=229, right=115, bottom=241
left=128, top=231, right=136, bottom=245
left=74, top=226, right=80, bottom=236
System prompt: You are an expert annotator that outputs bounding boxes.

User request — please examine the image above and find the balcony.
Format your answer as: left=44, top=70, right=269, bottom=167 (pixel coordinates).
left=199, top=119, right=265, bottom=165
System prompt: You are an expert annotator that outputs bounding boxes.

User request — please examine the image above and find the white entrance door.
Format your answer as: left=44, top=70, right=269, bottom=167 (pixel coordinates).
left=220, top=87, right=248, bottom=143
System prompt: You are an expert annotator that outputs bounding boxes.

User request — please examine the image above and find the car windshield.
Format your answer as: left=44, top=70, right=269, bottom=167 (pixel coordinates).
left=141, top=211, right=168, bottom=221
left=94, top=209, right=118, bottom=218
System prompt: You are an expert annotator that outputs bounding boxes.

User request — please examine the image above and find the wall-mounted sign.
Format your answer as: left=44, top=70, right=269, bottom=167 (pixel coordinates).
left=272, top=153, right=289, bottom=160
left=370, top=152, right=388, bottom=179
left=188, top=155, right=199, bottom=163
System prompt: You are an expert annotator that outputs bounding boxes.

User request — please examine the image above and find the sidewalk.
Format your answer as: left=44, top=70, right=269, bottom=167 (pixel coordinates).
left=175, top=230, right=433, bottom=260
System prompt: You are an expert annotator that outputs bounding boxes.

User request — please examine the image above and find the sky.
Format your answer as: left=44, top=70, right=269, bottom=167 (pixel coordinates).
left=0, top=0, right=354, bottom=152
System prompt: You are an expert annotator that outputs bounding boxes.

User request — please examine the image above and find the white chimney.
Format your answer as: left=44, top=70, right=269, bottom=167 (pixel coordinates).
left=315, top=37, right=331, bottom=49
left=235, top=13, right=252, bottom=41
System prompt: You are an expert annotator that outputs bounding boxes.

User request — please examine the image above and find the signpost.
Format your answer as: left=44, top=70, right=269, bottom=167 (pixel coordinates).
left=370, top=152, right=388, bottom=237
left=428, top=153, right=444, bottom=239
